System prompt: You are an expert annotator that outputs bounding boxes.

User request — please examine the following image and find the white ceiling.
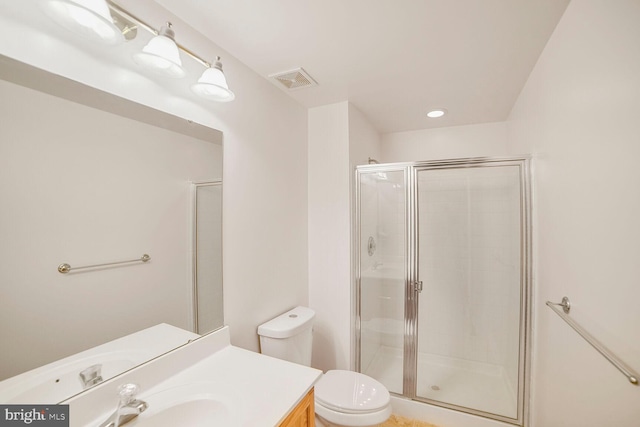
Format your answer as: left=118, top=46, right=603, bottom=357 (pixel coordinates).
left=155, top=0, right=571, bottom=134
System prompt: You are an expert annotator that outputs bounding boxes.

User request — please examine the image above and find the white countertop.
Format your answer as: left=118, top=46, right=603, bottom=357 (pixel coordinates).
left=65, top=326, right=322, bottom=427
left=145, top=345, right=321, bottom=426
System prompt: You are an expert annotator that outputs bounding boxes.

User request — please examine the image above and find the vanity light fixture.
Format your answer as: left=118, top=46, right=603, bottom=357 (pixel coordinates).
left=132, top=22, right=186, bottom=78
left=427, top=108, right=447, bottom=118
left=191, top=57, right=235, bottom=102
left=40, top=0, right=235, bottom=102
left=41, top=0, right=124, bottom=44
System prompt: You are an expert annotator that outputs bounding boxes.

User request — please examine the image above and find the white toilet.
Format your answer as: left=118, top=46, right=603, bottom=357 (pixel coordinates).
left=258, top=306, right=391, bottom=427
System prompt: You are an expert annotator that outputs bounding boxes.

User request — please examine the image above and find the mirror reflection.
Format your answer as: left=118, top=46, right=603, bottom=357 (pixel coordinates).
left=0, top=55, right=223, bottom=402
left=192, top=182, right=223, bottom=335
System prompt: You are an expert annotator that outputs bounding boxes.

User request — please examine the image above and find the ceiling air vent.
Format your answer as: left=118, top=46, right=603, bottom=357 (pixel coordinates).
left=270, top=68, right=318, bottom=90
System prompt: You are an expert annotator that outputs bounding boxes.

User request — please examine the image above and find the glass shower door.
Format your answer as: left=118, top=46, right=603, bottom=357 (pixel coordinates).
left=414, top=164, right=525, bottom=421
left=357, top=168, right=407, bottom=394
left=193, top=182, right=223, bottom=335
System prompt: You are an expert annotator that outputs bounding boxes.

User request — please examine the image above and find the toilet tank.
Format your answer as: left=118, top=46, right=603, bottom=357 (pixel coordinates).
left=257, top=306, right=315, bottom=366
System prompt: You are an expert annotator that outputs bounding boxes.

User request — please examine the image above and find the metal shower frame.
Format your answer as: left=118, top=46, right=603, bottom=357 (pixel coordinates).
left=353, top=156, right=532, bottom=426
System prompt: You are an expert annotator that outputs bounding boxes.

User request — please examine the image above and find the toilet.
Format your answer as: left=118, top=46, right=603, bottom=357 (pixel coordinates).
left=258, top=306, right=391, bottom=427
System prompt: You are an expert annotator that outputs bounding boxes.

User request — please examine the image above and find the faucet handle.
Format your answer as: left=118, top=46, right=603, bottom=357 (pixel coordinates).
left=117, top=384, right=140, bottom=404
left=79, top=364, right=103, bottom=389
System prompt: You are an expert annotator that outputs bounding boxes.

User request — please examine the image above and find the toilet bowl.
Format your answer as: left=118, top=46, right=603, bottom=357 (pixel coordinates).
left=257, top=307, right=391, bottom=427
left=314, top=370, right=391, bottom=427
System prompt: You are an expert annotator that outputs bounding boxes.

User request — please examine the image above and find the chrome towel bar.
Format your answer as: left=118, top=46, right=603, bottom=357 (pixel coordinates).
left=58, top=254, right=151, bottom=274
left=546, top=296, right=638, bottom=385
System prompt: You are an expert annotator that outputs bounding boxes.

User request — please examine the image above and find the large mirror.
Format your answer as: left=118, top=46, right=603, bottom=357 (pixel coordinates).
left=0, top=54, right=223, bottom=402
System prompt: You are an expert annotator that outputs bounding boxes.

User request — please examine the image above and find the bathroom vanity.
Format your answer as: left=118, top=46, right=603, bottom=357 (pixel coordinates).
left=63, top=326, right=322, bottom=426
left=278, top=389, right=315, bottom=427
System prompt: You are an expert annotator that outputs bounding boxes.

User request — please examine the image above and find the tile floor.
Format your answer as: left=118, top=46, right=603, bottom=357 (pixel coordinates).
left=379, top=414, right=440, bottom=427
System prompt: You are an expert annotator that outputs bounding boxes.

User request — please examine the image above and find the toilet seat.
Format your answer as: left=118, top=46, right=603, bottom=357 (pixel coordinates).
left=315, top=370, right=390, bottom=414
left=315, top=402, right=392, bottom=427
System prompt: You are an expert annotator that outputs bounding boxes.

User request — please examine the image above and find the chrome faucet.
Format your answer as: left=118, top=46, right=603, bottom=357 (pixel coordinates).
left=79, top=364, right=103, bottom=389
left=98, top=384, right=148, bottom=427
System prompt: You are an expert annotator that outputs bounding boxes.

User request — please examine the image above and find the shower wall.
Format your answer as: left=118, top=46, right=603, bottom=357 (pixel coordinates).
left=359, top=170, right=406, bottom=383
left=381, top=122, right=509, bottom=163
left=417, top=167, right=522, bottom=400
left=359, top=174, right=382, bottom=371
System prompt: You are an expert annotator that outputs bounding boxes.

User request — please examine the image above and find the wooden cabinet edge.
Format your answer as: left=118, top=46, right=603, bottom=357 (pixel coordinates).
left=278, top=387, right=315, bottom=427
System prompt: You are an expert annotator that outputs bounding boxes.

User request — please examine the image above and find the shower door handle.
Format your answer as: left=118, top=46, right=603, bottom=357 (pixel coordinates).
left=413, top=281, right=423, bottom=293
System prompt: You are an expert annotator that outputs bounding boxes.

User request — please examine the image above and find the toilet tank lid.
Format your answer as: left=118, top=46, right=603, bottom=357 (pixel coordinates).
left=257, top=306, right=315, bottom=339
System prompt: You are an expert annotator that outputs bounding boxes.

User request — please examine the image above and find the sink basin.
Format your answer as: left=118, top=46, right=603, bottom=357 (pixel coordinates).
left=0, top=324, right=199, bottom=404
left=64, top=327, right=322, bottom=427
left=129, top=382, right=244, bottom=427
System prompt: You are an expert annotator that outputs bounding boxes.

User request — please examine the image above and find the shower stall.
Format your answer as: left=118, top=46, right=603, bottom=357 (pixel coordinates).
left=355, top=157, right=531, bottom=426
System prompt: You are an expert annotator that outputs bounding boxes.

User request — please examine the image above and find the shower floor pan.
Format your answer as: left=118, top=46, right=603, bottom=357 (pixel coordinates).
left=364, top=346, right=517, bottom=419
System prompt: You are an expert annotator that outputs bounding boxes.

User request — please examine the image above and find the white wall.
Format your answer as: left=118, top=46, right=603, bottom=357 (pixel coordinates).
left=308, top=102, right=351, bottom=371
left=349, top=104, right=383, bottom=167
left=507, top=1, right=640, bottom=426
left=381, top=122, right=509, bottom=163
left=308, top=102, right=381, bottom=372
left=0, top=1, right=309, bottom=355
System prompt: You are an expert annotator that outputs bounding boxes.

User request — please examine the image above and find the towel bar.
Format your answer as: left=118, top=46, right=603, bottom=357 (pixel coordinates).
left=58, top=254, right=151, bottom=274
left=546, top=297, right=638, bottom=385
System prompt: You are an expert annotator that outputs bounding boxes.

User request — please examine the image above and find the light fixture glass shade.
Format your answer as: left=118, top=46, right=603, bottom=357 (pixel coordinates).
left=133, top=23, right=186, bottom=78
left=191, top=58, right=235, bottom=102
left=42, top=0, right=124, bottom=44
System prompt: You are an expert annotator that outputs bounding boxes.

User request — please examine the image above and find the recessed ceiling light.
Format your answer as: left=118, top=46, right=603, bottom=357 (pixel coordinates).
left=427, top=108, right=447, bottom=118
